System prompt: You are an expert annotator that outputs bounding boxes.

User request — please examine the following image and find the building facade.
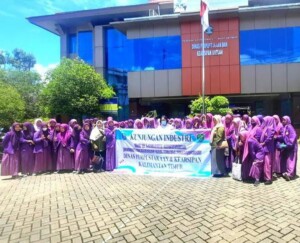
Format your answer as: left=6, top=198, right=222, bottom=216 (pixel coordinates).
left=28, top=0, right=300, bottom=124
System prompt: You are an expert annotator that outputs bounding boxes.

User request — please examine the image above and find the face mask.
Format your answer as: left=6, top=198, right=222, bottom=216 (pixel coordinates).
left=42, top=128, right=47, bottom=131
left=161, top=121, right=167, bottom=126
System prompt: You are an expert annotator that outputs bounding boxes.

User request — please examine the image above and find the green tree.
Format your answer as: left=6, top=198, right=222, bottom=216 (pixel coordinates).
left=40, top=58, right=115, bottom=118
left=6, top=48, right=36, bottom=71
left=210, top=96, right=232, bottom=115
left=4, top=70, right=43, bottom=119
left=0, top=81, right=25, bottom=129
left=189, top=96, right=232, bottom=116
left=0, top=51, right=6, bottom=66
left=189, top=96, right=213, bottom=115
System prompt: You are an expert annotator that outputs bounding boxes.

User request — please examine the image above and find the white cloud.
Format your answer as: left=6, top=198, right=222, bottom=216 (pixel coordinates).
left=34, top=63, right=58, bottom=81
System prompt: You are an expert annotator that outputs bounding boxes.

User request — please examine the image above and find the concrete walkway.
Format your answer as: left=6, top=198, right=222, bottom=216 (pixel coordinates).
left=0, top=159, right=299, bottom=243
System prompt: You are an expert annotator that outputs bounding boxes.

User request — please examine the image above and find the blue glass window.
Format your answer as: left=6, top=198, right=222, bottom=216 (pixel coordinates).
left=105, top=28, right=182, bottom=71
left=240, top=27, right=300, bottom=65
left=78, top=31, right=93, bottom=65
left=68, top=34, right=77, bottom=54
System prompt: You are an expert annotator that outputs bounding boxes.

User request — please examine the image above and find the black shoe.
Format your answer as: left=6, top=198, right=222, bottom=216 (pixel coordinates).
left=264, top=180, right=272, bottom=185
left=282, top=173, right=291, bottom=181
left=254, top=180, right=260, bottom=187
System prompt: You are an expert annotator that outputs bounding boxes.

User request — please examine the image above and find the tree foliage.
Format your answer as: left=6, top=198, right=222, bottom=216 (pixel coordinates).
left=0, top=48, right=36, bottom=71
left=189, top=97, right=213, bottom=115
left=190, top=96, right=232, bottom=116
left=210, top=96, right=232, bottom=115
left=40, top=58, right=115, bottom=118
left=0, top=81, right=25, bottom=129
left=4, top=70, right=43, bottom=119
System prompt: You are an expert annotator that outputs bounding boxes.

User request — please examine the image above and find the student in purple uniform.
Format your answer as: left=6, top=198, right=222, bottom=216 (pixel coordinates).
left=20, top=122, right=35, bottom=176
left=241, top=131, right=265, bottom=187
left=56, top=124, right=74, bottom=173
left=272, top=115, right=283, bottom=177
left=33, top=123, right=52, bottom=175
left=1, top=123, right=22, bottom=178
left=260, top=116, right=276, bottom=185
left=75, top=122, right=92, bottom=174
left=105, top=119, right=117, bottom=171
left=278, top=116, right=298, bottom=181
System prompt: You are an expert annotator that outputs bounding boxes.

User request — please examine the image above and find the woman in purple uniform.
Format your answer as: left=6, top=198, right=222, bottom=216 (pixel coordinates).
left=20, top=122, right=35, bottom=175
left=260, top=116, right=275, bottom=185
left=33, top=123, right=52, bottom=175
left=75, top=122, right=92, bottom=174
left=1, top=123, right=22, bottom=178
left=278, top=116, right=298, bottom=181
left=105, top=119, right=117, bottom=171
left=56, top=124, right=74, bottom=172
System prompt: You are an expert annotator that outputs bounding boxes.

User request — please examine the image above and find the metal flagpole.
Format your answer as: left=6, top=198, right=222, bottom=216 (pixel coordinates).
left=202, top=23, right=205, bottom=115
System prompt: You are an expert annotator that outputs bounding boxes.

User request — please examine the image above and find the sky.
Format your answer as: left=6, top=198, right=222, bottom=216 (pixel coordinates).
left=0, top=0, right=148, bottom=77
left=0, top=0, right=247, bottom=78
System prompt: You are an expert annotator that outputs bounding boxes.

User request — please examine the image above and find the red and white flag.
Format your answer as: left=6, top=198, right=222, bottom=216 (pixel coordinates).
left=200, top=0, right=209, bottom=32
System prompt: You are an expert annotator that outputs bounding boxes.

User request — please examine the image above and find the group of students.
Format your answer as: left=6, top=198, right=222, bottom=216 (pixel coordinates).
left=115, top=113, right=297, bottom=186
left=1, top=118, right=117, bottom=178
left=1, top=114, right=298, bottom=186
left=209, top=114, right=298, bottom=186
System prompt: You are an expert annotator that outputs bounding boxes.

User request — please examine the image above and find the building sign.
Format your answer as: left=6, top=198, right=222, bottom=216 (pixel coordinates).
left=192, top=41, right=228, bottom=56
left=100, top=98, right=118, bottom=112
left=174, top=0, right=248, bottom=13
left=115, top=128, right=212, bottom=177
left=181, top=18, right=241, bottom=96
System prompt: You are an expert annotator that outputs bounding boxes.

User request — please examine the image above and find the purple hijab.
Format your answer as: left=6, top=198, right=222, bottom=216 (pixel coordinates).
left=10, top=123, right=22, bottom=150
left=149, top=118, right=156, bottom=128
left=48, top=119, right=57, bottom=131
left=225, top=114, right=234, bottom=137
left=81, top=123, right=91, bottom=140
left=127, top=119, right=134, bottom=129
left=174, top=118, right=182, bottom=129
left=142, top=117, right=150, bottom=128
left=57, top=124, right=71, bottom=145
left=257, top=115, right=264, bottom=125
left=192, top=117, right=200, bottom=129
left=22, top=122, right=35, bottom=140
left=260, top=116, right=275, bottom=140
left=249, top=116, right=261, bottom=138
left=185, top=119, right=193, bottom=129
left=119, top=121, right=126, bottom=129
left=240, top=131, right=250, bottom=162
left=134, top=119, right=143, bottom=129
left=273, top=115, right=283, bottom=134
left=206, top=113, right=213, bottom=129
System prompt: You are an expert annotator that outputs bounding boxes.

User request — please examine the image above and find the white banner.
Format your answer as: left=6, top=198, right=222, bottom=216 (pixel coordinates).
left=115, top=128, right=211, bottom=177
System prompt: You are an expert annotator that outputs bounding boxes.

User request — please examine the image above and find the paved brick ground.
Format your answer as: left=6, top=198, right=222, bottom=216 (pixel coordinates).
left=0, top=159, right=300, bottom=243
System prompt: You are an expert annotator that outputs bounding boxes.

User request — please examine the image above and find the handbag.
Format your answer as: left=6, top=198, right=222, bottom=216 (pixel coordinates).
left=91, top=153, right=104, bottom=165
left=217, top=140, right=228, bottom=149
left=232, top=157, right=242, bottom=181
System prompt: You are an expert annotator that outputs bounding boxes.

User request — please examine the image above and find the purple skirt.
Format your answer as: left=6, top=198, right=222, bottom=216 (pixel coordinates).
left=34, top=147, right=51, bottom=173
left=1, top=153, right=20, bottom=176
left=75, top=148, right=90, bottom=170
left=56, top=146, right=74, bottom=171
left=105, top=147, right=116, bottom=171
left=21, top=150, right=35, bottom=174
left=273, top=149, right=281, bottom=173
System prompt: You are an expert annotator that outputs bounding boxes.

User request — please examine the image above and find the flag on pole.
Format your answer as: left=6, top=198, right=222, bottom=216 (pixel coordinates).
left=200, top=0, right=209, bottom=32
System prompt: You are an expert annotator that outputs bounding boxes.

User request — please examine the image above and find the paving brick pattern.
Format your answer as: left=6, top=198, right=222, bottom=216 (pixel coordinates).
left=0, top=160, right=300, bottom=243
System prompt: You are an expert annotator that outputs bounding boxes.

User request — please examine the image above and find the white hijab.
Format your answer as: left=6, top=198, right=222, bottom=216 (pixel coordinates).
left=210, top=115, right=224, bottom=142
left=90, top=120, right=104, bottom=141
left=34, top=118, right=43, bottom=132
